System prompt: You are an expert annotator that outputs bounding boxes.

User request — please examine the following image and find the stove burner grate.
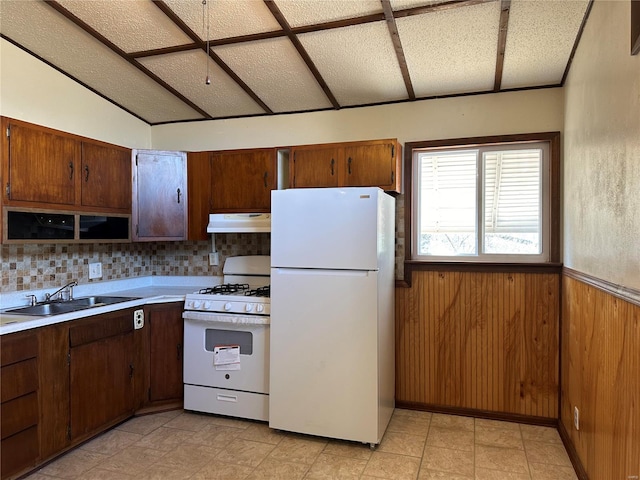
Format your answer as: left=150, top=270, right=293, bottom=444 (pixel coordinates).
left=244, top=285, right=270, bottom=298
left=198, top=283, right=250, bottom=295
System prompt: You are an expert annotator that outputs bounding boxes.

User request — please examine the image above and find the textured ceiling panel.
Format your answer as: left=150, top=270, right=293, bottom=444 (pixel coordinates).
left=299, top=21, right=408, bottom=106
left=273, top=0, right=382, bottom=27
left=501, top=0, right=589, bottom=89
left=213, top=37, right=333, bottom=113
left=0, top=1, right=203, bottom=123
left=390, top=0, right=453, bottom=11
left=397, top=2, right=500, bottom=97
left=55, top=0, right=192, bottom=53
left=138, top=50, right=265, bottom=118
left=164, top=0, right=281, bottom=41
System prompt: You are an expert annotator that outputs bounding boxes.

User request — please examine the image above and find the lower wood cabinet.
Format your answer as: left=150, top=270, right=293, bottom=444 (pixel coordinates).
left=145, top=302, right=184, bottom=405
left=69, top=310, right=136, bottom=441
left=1, top=331, right=39, bottom=479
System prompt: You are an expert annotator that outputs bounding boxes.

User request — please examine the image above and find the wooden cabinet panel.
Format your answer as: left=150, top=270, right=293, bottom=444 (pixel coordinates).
left=69, top=311, right=136, bottom=440
left=1, top=393, right=38, bottom=440
left=290, top=146, right=340, bottom=188
left=211, top=149, right=276, bottom=212
left=1, top=332, right=37, bottom=366
left=81, top=142, right=131, bottom=212
left=187, top=151, right=212, bottom=241
left=6, top=122, right=79, bottom=206
left=1, top=426, right=38, bottom=478
left=147, top=303, right=184, bottom=403
left=289, top=139, right=401, bottom=192
left=133, top=150, right=187, bottom=241
left=343, top=142, right=397, bottom=188
left=0, top=359, right=38, bottom=404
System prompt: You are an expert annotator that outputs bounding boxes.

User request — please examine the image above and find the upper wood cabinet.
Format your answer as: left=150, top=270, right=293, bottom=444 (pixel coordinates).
left=211, top=148, right=277, bottom=213
left=289, top=139, right=402, bottom=193
left=187, top=151, right=212, bottom=241
left=132, top=149, right=187, bottom=242
left=80, top=142, right=131, bottom=212
left=1, top=118, right=132, bottom=214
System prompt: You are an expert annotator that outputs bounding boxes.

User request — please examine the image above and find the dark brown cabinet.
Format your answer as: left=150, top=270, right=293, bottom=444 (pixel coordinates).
left=1, top=331, right=39, bottom=479
left=211, top=148, right=277, bottom=213
left=187, top=151, right=212, bottom=241
left=289, top=139, right=402, bottom=193
left=80, top=142, right=131, bottom=212
left=132, top=149, right=187, bottom=241
left=2, top=117, right=132, bottom=213
left=68, top=309, right=136, bottom=441
left=146, top=302, right=184, bottom=404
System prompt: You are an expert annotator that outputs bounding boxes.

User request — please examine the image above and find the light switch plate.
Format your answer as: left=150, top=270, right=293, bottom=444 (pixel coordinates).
left=134, top=309, right=144, bottom=329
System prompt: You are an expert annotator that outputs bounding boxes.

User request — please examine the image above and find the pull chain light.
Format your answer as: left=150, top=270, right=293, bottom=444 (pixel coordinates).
left=202, top=0, right=211, bottom=85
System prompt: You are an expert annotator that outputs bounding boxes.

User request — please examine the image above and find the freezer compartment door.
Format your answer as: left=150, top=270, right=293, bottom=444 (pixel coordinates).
left=271, top=187, right=386, bottom=270
left=269, top=267, right=382, bottom=443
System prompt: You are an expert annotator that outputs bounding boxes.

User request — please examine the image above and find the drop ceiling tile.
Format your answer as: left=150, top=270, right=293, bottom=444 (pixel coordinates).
left=501, top=0, right=589, bottom=89
left=164, top=0, right=281, bottom=41
left=298, top=21, right=408, bottom=106
left=396, top=2, right=500, bottom=97
left=138, top=50, right=265, bottom=118
left=273, top=0, right=382, bottom=28
left=213, top=37, right=333, bottom=113
left=55, top=0, right=193, bottom=53
left=390, top=0, right=454, bottom=11
left=1, top=0, right=203, bottom=124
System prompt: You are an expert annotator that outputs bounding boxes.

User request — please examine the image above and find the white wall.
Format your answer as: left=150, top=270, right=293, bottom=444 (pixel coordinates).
left=563, top=0, right=640, bottom=290
left=151, top=88, right=564, bottom=151
left=0, top=39, right=150, bottom=148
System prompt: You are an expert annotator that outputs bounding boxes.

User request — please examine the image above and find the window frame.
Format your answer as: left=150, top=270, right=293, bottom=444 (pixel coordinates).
left=403, top=132, right=561, bottom=271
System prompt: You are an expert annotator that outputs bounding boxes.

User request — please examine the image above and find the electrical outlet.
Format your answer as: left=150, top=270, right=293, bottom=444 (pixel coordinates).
left=89, top=262, right=102, bottom=279
left=573, top=406, right=580, bottom=431
left=133, top=309, right=144, bottom=329
left=209, top=252, right=219, bottom=266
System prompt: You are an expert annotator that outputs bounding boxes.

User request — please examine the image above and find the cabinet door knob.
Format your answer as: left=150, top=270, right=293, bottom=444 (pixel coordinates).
left=84, top=165, right=90, bottom=182
left=177, top=188, right=181, bottom=204
left=263, top=171, right=268, bottom=188
left=69, top=161, right=74, bottom=180
left=330, top=158, right=335, bottom=175
left=348, top=157, right=352, bottom=174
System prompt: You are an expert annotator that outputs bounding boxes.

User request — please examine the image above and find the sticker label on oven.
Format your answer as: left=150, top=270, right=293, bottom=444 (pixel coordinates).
left=213, top=345, right=241, bottom=370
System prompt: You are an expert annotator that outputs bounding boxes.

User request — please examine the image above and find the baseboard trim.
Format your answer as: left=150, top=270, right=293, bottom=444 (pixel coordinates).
left=558, top=420, right=589, bottom=480
left=395, top=401, right=557, bottom=427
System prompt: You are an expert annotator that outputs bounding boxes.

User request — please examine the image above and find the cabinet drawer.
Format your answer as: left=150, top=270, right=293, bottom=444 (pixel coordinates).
left=1, top=333, right=37, bottom=367
left=0, top=358, right=38, bottom=403
left=1, top=392, right=38, bottom=440
left=69, top=311, right=134, bottom=347
left=0, top=425, right=38, bottom=478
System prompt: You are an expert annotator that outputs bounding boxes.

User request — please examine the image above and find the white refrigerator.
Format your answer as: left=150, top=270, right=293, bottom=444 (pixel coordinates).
left=269, top=187, right=395, bottom=446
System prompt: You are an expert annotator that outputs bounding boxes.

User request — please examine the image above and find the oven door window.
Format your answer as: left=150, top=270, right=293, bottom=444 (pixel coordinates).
left=205, top=329, right=253, bottom=355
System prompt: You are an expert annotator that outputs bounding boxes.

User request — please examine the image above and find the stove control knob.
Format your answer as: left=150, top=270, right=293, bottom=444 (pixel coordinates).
left=256, top=304, right=265, bottom=313
left=224, top=302, right=232, bottom=311
left=193, top=301, right=201, bottom=309
left=203, top=301, right=211, bottom=310
left=245, top=304, right=253, bottom=312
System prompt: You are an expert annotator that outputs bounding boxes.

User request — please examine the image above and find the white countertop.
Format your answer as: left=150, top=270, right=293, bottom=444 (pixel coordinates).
left=0, top=275, right=222, bottom=335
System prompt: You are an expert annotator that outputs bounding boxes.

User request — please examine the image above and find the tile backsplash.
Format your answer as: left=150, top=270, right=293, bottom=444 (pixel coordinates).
left=1, top=233, right=270, bottom=293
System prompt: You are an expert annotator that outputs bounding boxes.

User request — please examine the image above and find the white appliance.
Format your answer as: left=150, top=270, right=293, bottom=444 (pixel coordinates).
left=269, top=187, right=395, bottom=447
left=182, top=255, right=270, bottom=421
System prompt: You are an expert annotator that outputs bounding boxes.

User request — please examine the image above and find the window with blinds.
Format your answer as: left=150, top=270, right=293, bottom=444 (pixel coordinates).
left=414, top=141, right=549, bottom=262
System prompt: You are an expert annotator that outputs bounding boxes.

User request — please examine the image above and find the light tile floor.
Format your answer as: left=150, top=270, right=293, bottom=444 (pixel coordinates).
left=24, top=409, right=578, bottom=480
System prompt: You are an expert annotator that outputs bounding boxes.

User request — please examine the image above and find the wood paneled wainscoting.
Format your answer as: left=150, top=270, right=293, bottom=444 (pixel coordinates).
left=395, top=269, right=560, bottom=421
left=560, top=271, right=640, bottom=480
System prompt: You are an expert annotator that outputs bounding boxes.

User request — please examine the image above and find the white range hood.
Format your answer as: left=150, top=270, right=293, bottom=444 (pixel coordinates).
left=207, top=213, right=271, bottom=233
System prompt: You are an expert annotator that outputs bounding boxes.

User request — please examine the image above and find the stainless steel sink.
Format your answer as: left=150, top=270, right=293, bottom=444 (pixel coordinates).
left=4, top=296, right=139, bottom=316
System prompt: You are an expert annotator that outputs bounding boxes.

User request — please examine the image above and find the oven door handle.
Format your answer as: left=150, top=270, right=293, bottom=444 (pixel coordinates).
left=182, top=311, right=270, bottom=325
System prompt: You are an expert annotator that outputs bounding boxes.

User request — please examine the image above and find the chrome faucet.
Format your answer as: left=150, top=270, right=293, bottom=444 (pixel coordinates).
left=45, top=281, right=78, bottom=302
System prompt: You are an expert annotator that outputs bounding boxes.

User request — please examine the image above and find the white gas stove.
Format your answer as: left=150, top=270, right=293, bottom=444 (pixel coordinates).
left=182, top=255, right=270, bottom=421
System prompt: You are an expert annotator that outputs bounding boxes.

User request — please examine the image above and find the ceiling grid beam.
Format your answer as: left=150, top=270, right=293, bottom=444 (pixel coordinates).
left=380, top=0, right=415, bottom=100
left=263, top=0, right=341, bottom=110
left=42, top=0, right=213, bottom=121
left=493, top=0, right=511, bottom=91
